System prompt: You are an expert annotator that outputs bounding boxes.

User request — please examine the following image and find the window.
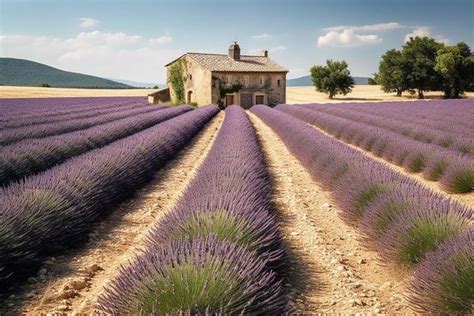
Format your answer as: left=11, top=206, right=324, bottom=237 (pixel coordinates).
left=189, top=74, right=192, bottom=80
left=277, top=79, right=281, bottom=87
left=244, top=75, right=249, bottom=87
left=226, top=75, right=232, bottom=84
left=260, top=76, right=264, bottom=85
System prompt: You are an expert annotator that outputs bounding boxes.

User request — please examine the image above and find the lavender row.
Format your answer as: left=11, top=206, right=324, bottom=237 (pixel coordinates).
left=98, top=106, right=285, bottom=314
left=301, top=103, right=474, bottom=155
left=0, top=98, right=146, bottom=130
left=318, top=100, right=474, bottom=135
left=0, top=96, right=145, bottom=121
left=0, top=105, right=192, bottom=187
left=277, top=105, right=474, bottom=193
left=251, top=105, right=472, bottom=313
left=0, top=103, right=168, bottom=145
left=0, top=105, right=219, bottom=282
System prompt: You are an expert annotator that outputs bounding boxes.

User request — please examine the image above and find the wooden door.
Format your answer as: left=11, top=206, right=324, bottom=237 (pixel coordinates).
left=226, top=94, right=235, bottom=106
left=255, top=95, right=265, bottom=104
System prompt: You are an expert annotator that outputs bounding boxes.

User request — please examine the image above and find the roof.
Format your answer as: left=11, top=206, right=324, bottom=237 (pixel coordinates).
left=165, top=53, right=288, bottom=73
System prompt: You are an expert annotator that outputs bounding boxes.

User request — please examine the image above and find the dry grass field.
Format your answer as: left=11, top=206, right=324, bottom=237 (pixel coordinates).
left=0, top=86, right=156, bottom=98
left=2, top=85, right=473, bottom=103
left=286, top=85, right=474, bottom=104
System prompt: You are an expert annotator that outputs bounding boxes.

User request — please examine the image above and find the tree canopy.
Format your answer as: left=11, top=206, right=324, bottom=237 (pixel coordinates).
left=377, top=37, right=473, bottom=99
left=435, top=42, right=474, bottom=98
left=378, top=49, right=406, bottom=96
left=310, top=60, right=355, bottom=99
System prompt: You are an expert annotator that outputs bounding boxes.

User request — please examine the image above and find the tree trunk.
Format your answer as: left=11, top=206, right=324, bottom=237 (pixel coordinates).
left=396, top=89, right=402, bottom=97
left=418, top=89, right=424, bottom=99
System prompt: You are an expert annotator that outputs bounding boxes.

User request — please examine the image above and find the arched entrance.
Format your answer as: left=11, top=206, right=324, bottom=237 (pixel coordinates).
left=187, top=91, right=193, bottom=104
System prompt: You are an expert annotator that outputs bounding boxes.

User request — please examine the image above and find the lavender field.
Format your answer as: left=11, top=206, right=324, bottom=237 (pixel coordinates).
left=0, top=98, right=472, bottom=314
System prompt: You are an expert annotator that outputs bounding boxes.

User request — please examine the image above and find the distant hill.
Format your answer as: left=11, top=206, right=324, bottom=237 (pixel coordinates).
left=287, top=75, right=369, bottom=87
left=0, top=58, right=132, bottom=89
left=107, top=78, right=163, bottom=88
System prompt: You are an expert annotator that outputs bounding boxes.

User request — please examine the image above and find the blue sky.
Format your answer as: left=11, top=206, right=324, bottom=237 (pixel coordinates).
left=1, top=0, right=472, bottom=83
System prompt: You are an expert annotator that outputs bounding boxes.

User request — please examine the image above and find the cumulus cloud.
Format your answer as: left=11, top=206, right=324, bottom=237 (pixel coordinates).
left=318, top=29, right=382, bottom=47
left=252, top=33, right=272, bottom=40
left=318, top=22, right=402, bottom=48
left=79, top=17, right=99, bottom=28
left=404, top=26, right=449, bottom=43
left=0, top=31, right=180, bottom=82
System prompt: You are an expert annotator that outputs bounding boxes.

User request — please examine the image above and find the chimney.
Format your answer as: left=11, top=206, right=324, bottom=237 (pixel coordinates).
left=228, top=41, right=241, bottom=60
left=262, top=49, right=268, bottom=57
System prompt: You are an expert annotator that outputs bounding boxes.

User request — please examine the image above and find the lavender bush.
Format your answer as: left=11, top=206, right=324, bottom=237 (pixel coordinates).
left=0, top=102, right=166, bottom=145
left=0, top=106, right=218, bottom=281
left=251, top=104, right=472, bottom=311
left=301, top=100, right=474, bottom=155
left=1, top=98, right=145, bottom=130
left=97, top=237, right=284, bottom=314
left=0, top=105, right=191, bottom=186
left=97, top=105, right=285, bottom=313
left=277, top=104, right=474, bottom=193
left=408, top=229, right=473, bottom=313
left=0, top=96, right=145, bottom=124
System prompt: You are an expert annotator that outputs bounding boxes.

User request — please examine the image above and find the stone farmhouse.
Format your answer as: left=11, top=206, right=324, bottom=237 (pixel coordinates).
left=148, top=42, right=288, bottom=108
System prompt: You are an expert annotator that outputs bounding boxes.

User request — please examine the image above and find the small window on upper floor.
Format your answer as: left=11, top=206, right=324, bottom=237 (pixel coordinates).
left=189, top=74, right=192, bottom=80
left=277, top=79, right=281, bottom=87
left=244, top=75, right=250, bottom=87
left=260, top=76, right=264, bottom=85
left=226, top=75, right=232, bottom=84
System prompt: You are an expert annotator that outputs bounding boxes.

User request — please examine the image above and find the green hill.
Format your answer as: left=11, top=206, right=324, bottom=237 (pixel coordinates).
left=0, top=58, right=132, bottom=89
left=287, top=75, right=369, bottom=87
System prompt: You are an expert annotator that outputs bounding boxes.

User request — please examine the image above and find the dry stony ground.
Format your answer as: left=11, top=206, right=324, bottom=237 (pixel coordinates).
left=2, top=108, right=472, bottom=314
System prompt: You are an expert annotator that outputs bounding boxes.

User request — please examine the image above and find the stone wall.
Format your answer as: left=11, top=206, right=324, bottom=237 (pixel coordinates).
left=166, top=55, right=212, bottom=106
left=166, top=57, right=286, bottom=107
left=211, top=72, right=286, bottom=107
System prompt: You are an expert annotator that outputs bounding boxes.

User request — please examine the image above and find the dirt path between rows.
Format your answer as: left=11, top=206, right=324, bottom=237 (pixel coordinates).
left=306, top=123, right=474, bottom=206
left=5, top=112, right=224, bottom=315
left=249, top=113, right=416, bottom=314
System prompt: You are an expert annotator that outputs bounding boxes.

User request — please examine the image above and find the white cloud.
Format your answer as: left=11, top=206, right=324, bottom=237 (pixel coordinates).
left=322, top=22, right=403, bottom=33
left=79, top=17, right=99, bottom=28
left=0, top=31, right=180, bottom=82
left=318, top=29, right=382, bottom=47
left=149, top=35, right=172, bottom=45
left=252, top=33, right=272, bottom=40
left=404, top=26, right=449, bottom=44
left=317, top=22, right=402, bottom=48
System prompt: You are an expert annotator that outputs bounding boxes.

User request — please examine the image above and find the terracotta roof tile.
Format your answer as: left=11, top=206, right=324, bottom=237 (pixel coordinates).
left=166, top=53, right=288, bottom=73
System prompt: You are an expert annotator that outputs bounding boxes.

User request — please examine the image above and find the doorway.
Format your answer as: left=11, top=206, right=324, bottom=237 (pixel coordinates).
left=225, top=94, right=235, bottom=106
left=255, top=95, right=265, bottom=105
left=187, top=91, right=193, bottom=104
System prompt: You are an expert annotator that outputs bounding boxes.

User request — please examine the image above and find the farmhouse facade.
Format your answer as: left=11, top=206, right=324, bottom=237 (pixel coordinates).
left=149, top=42, right=288, bottom=108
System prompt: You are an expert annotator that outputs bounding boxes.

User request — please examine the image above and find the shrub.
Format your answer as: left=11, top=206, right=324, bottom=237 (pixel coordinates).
left=408, top=230, right=473, bottom=313
left=97, top=237, right=284, bottom=314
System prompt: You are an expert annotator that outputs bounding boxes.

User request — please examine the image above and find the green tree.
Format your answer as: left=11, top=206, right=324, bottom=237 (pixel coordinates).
left=401, top=37, right=444, bottom=98
left=168, top=60, right=186, bottom=103
left=435, top=42, right=474, bottom=98
left=310, top=60, right=355, bottom=99
left=378, top=49, right=405, bottom=96
left=367, top=73, right=379, bottom=85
